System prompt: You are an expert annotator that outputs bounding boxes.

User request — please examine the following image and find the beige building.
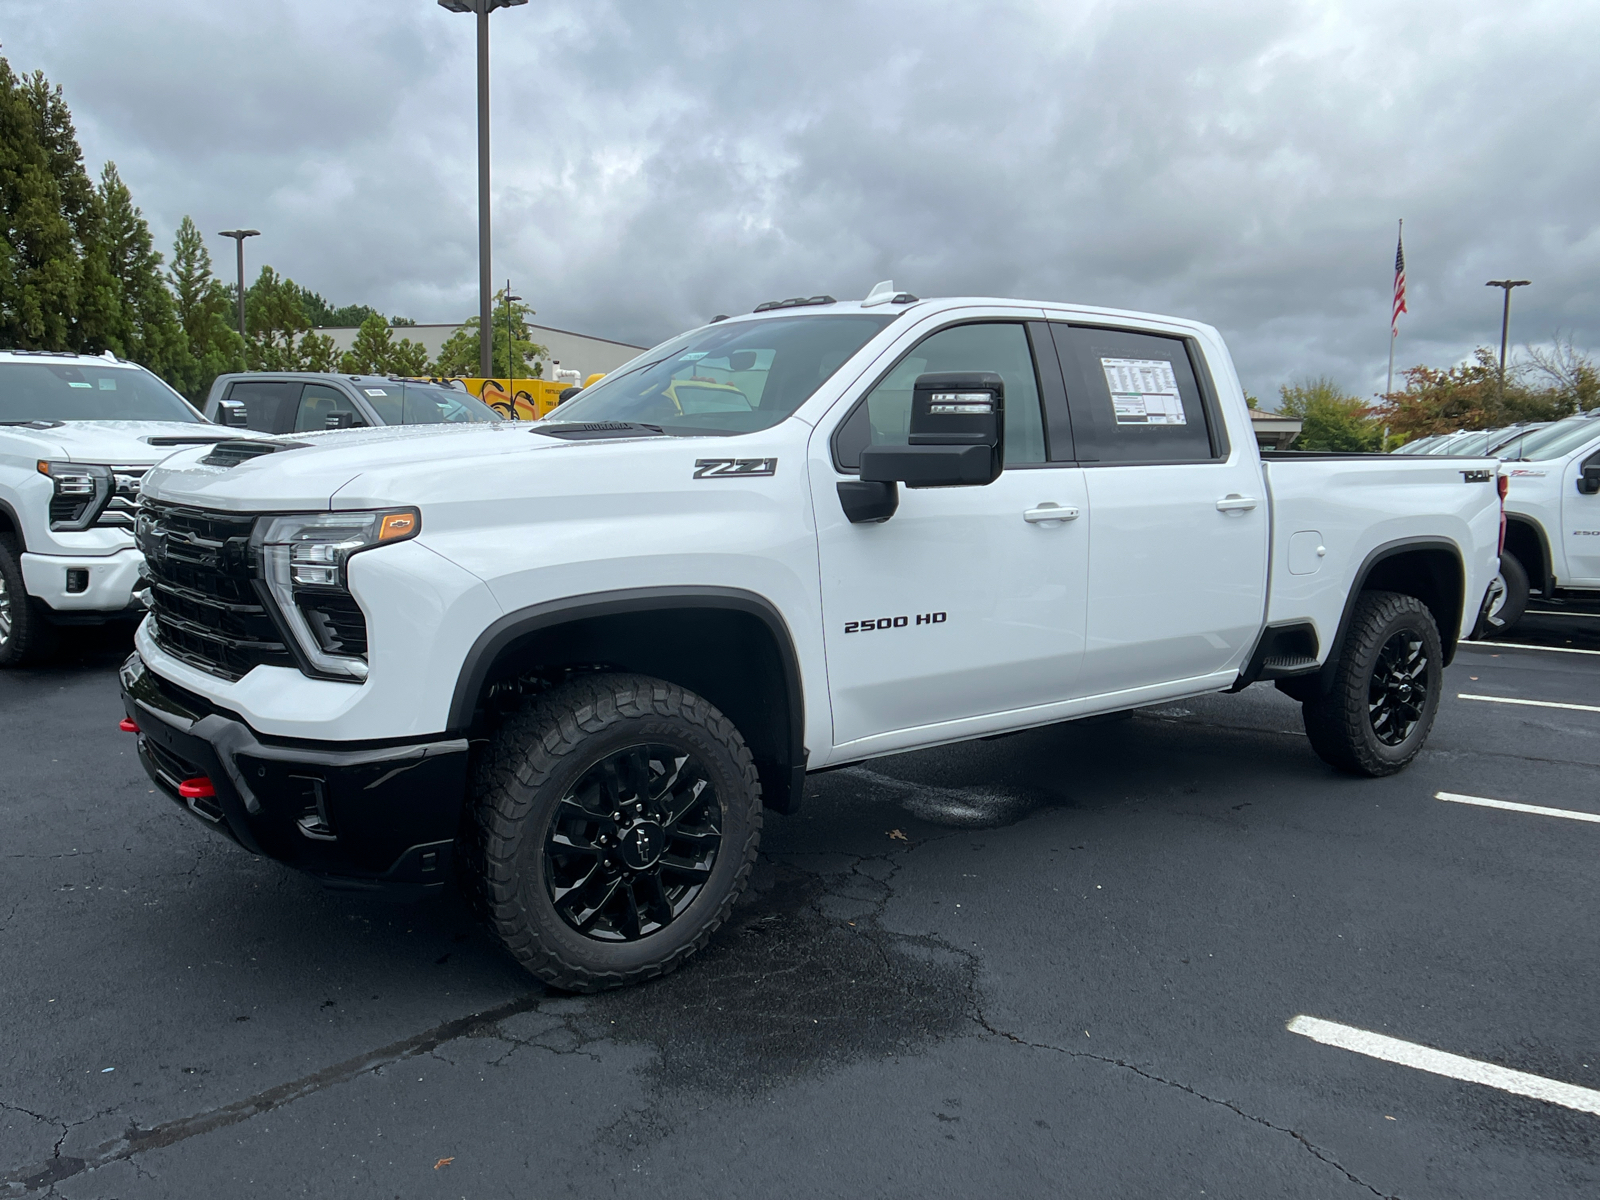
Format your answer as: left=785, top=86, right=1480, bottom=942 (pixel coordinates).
left=314, top=321, right=647, bottom=382
left=1249, top=409, right=1303, bottom=451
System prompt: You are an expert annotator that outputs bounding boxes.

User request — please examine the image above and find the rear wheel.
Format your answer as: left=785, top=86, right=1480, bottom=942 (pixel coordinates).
left=1477, top=551, right=1529, bottom=637
left=464, top=673, right=762, bottom=992
left=0, top=538, right=56, bottom=668
left=1302, top=590, right=1442, bottom=777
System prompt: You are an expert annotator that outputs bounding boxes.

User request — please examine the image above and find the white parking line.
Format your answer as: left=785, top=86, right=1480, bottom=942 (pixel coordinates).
left=1458, top=639, right=1600, bottom=656
left=1287, top=1015, right=1600, bottom=1116
left=1435, top=791, right=1600, bottom=825
left=1458, top=693, right=1600, bottom=713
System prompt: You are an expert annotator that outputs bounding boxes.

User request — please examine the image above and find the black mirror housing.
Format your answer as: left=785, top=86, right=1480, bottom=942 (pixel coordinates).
left=218, top=399, right=249, bottom=427
left=1580, top=464, right=1600, bottom=495
left=855, top=372, right=1005, bottom=489
left=325, top=411, right=361, bottom=430
left=837, top=480, right=899, bottom=523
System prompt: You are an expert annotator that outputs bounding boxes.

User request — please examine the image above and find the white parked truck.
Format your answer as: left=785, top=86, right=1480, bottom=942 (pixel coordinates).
left=1489, top=410, right=1600, bottom=633
left=120, top=289, right=1502, bottom=990
left=0, top=351, right=227, bottom=666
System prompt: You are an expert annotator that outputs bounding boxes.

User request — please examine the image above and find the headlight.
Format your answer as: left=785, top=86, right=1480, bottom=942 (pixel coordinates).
left=252, top=508, right=419, bottom=681
left=37, top=461, right=112, bottom=531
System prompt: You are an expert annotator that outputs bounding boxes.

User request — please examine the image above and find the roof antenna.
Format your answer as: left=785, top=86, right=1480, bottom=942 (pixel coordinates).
left=861, top=280, right=897, bottom=307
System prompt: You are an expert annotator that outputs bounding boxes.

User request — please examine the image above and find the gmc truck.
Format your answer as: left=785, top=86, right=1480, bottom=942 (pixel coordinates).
left=119, top=289, right=1502, bottom=991
left=0, top=351, right=226, bottom=666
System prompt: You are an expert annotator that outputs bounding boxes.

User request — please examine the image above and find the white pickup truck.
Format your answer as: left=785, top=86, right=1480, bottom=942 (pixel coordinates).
left=120, top=289, right=1501, bottom=991
left=0, top=351, right=227, bottom=666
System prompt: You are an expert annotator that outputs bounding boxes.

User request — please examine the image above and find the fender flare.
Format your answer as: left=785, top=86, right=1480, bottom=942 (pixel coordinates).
left=1503, top=514, right=1554, bottom=594
left=447, top=585, right=808, bottom=806
left=0, top=496, right=26, bottom=551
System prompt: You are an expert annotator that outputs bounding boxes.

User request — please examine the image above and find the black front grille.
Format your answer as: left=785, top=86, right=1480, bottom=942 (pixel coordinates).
left=137, top=501, right=296, bottom=680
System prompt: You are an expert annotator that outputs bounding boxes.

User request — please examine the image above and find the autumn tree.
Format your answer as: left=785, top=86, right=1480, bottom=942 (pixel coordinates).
left=1379, top=347, right=1575, bottom=440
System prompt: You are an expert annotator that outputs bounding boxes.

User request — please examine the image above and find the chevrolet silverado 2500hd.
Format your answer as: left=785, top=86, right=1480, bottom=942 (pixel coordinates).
left=120, top=290, right=1502, bottom=990
left=0, top=351, right=227, bottom=666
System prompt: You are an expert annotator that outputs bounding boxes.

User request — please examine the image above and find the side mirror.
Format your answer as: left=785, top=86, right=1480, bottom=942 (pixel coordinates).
left=218, top=399, right=249, bottom=427
left=1579, top=464, right=1600, bottom=495
left=857, top=372, right=1005, bottom=490
left=325, top=411, right=362, bottom=430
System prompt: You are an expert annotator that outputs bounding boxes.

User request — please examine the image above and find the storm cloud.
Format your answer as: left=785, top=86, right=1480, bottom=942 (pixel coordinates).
left=6, top=0, right=1596, bottom=398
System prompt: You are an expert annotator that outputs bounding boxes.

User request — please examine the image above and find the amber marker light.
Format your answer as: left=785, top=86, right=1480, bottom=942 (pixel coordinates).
left=379, top=511, right=419, bottom=541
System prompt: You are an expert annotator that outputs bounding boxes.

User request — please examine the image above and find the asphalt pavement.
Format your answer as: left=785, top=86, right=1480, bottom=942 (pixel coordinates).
left=2, top=612, right=1598, bottom=1199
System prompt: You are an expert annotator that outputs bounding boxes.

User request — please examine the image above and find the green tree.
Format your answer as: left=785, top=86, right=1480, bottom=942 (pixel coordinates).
left=432, top=288, right=548, bottom=377
left=168, top=216, right=244, bottom=400
left=337, top=311, right=433, bottom=376
left=244, top=265, right=337, bottom=371
left=0, top=60, right=97, bottom=350
left=96, top=162, right=187, bottom=384
left=1278, top=378, right=1384, bottom=452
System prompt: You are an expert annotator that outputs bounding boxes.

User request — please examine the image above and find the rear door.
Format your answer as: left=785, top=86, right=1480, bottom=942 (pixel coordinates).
left=814, top=316, right=1089, bottom=748
left=1052, top=323, right=1267, bottom=696
left=1562, top=442, right=1600, bottom=584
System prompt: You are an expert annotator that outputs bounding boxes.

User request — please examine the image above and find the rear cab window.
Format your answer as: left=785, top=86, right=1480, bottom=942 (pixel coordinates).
left=1050, top=325, right=1226, bottom=464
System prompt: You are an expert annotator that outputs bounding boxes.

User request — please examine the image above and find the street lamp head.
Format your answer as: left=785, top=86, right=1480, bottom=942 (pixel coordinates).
left=1485, top=279, right=1531, bottom=289
left=437, top=0, right=527, bottom=11
left=218, top=229, right=260, bottom=240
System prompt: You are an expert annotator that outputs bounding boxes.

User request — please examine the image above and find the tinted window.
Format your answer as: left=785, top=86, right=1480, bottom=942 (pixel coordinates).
left=1054, top=326, right=1216, bottom=464
left=552, top=313, right=895, bottom=436
left=361, top=382, right=500, bottom=425
left=833, top=322, right=1047, bottom=470
left=295, top=383, right=364, bottom=431
left=0, top=362, right=200, bottom=423
left=224, top=380, right=297, bottom=433
left=1513, top=417, right=1600, bottom=461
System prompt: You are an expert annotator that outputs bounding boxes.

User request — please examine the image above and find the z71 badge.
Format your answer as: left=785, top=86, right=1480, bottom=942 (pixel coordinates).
left=694, top=458, right=777, bottom=479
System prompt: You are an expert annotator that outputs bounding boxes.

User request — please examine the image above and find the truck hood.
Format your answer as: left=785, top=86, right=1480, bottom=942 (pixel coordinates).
left=4, top=420, right=229, bottom=465
left=140, top=422, right=656, bottom=511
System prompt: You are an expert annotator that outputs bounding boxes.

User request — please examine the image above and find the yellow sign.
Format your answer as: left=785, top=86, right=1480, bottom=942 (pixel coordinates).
left=454, top=377, right=570, bottom=421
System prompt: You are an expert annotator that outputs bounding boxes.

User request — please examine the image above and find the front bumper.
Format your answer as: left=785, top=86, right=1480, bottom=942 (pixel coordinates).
left=121, top=652, right=470, bottom=898
left=21, top=548, right=144, bottom=618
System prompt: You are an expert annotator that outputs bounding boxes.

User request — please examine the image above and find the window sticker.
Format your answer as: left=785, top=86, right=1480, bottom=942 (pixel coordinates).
left=98, top=378, right=118, bottom=390
left=68, top=381, right=92, bottom=389
left=1101, top=357, right=1186, bottom=425
left=364, top=388, right=389, bottom=396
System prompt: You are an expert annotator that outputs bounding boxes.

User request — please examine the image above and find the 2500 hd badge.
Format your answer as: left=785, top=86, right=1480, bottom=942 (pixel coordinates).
left=844, top=612, right=947, bottom=633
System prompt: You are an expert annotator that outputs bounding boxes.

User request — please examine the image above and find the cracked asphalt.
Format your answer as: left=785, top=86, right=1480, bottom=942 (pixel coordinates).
left=3, top=608, right=1599, bottom=1199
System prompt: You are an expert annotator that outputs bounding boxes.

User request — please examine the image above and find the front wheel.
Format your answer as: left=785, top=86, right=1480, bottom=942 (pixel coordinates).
left=0, top=537, right=57, bottom=668
left=463, top=673, right=762, bottom=992
left=1301, top=590, right=1442, bottom=777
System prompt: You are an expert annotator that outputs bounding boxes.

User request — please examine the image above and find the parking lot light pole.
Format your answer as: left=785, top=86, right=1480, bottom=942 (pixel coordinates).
left=1486, top=278, right=1531, bottom=398
left=438, top=0, right=527, bottom=380
left=504, top=281, right=522, bottom=400
left=217, top=229, right=260, bottom=342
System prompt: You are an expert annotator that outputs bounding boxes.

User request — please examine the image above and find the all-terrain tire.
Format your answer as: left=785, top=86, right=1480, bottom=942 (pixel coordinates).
left=1301, top=590, right=1442, bottom=777
left=463, top=672, right=762, bottom=992
left=1477, top=551, right=1529, bottom=637
left=0, top=537, right=57, bottom=668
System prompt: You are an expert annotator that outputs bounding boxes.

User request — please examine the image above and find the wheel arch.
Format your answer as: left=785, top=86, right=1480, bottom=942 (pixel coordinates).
left=1289, top=537, right=1465, bottom=701
left=450, top=586, right=807, bottom=814
left=1502, top=515, right=1552, bottom=594
left=0, top=497, right=24, bottom=550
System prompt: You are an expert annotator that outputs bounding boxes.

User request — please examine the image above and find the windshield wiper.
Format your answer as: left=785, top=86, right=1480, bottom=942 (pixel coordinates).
left=531, top=421, right=667, bottom=441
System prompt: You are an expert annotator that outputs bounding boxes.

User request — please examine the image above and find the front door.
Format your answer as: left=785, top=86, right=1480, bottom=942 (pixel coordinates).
left=1562, top=445, right=1600, bottom=585
left=813, top=319, right=1089, bottom=749
left=1052, top=323, right=1268, bottom=696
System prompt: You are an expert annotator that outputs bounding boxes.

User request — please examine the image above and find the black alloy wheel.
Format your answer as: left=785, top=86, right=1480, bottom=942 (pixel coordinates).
left=1367, top=630, right=1429, bottom=745
left=0, top=537, right=55, bottom=668
left=1301, top=590, right=1443, bottom=777
left=465, top=672, right=762, bottom=992
left=544, top=743, right=723, bottom=942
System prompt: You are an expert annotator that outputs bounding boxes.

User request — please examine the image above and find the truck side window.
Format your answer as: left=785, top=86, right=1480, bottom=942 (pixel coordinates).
left=833, top=322, right=1047, bottom=470
left=294, top=383, right=364, bottom=432
left=223, top=380, right=297, bottom=434
left=1053, top=326, right=1216, bottom=464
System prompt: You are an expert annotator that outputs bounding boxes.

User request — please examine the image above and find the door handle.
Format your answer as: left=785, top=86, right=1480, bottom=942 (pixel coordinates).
left=1024, top=504, right=1080, bottom=524
left=1216, top=495, right=1258, bottom=513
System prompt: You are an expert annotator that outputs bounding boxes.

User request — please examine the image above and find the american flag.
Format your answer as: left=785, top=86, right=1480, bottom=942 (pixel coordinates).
left=1391, top=224, right=1408, bottom=335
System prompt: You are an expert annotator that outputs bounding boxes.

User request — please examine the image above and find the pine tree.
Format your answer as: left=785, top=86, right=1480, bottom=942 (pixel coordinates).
left=0, top=60, right=85, bottom=348
left=338, top=311, right=434, bottom=376
left=168, top=215, right=244, bottom=399
left=97, top=162, right=187, bottom=384
left=432, top=289, right=548, bottom=378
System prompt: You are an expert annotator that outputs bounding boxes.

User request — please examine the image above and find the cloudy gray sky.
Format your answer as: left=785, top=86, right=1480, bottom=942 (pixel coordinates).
left=6, top=0, right=1597, bottom=401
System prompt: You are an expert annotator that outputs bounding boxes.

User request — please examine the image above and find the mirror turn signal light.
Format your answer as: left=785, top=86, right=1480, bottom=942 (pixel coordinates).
left=178, top=777, right=216, bottom=800
left=118, top=718, right=140, bottom=733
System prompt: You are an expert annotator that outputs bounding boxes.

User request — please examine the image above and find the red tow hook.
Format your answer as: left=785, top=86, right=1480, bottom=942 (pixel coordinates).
left=118, top=718, right=140, bottom=733
left=178, top=777, right=216, bottom=800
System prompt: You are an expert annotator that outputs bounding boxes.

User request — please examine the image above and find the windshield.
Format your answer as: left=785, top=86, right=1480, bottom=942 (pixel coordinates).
left=360, top=381, right=500, bottom=425
left=0, top=361, right=201, bottom=424
left=549, top=314, right=897, bottom=435
left=1510, top=415, right=1600, bottom=461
